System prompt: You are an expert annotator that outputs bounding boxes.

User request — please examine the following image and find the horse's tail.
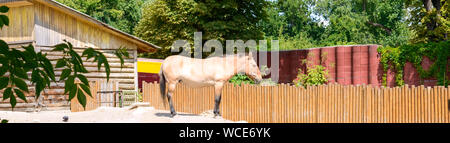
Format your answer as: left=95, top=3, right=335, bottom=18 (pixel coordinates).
left=159, top=66, right=167, bottom=107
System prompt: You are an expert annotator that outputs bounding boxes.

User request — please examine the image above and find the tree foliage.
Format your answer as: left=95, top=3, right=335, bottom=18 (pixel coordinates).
left=56, top=0, right=147, bottom=34
left=313, top=0, right=412, bottom=47
left=378, top=41, right=450, bottom=86
left=134, top=0, right=269, bottom=58
left=405, top=0, right=449, bottom=43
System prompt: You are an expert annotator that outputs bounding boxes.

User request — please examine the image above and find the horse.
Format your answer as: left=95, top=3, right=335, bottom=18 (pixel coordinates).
left=159, top=52, right=263, bottom=117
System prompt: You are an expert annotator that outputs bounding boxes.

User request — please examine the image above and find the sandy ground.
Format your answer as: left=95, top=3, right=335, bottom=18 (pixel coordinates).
left=0, top=107, right=245, bottom=123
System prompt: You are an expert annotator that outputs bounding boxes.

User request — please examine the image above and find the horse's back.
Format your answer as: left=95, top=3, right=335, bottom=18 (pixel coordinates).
left=161, top=55, right=228, bottom=87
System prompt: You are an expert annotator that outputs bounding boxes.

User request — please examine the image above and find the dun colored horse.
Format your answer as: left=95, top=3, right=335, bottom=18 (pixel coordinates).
left=159, top=52, right=263, bottom=117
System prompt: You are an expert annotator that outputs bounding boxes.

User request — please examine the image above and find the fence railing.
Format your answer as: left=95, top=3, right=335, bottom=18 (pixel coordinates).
left=142, top=81, right=450, bottom=123
left=71, top=80, right=138, bottom=112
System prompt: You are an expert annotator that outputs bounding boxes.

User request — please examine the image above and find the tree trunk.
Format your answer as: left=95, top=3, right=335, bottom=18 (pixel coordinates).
left=423, top=0, right=433, bottom=12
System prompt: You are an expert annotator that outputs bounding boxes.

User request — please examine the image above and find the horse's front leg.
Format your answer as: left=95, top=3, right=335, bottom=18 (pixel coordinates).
left=213, top=82, right=224, bottom=117
left=167, top=83, right=177, bottom=117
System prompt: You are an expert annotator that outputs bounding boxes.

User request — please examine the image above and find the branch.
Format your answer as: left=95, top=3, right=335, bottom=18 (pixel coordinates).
left=367, top=21, right=392, bottom=35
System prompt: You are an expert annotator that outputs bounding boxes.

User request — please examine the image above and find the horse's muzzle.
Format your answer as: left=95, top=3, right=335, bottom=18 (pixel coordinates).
left=255, top=79, right=262, bottom=84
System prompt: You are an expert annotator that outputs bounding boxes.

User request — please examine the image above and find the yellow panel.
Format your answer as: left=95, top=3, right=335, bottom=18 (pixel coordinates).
left=137, top=61, right=162, bottom=74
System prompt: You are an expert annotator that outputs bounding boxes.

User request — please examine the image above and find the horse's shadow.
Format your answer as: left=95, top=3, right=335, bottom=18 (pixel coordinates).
left=155, top=112, right=199, bottom=118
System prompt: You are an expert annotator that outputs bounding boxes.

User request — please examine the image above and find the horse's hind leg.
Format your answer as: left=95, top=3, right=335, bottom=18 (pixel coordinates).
left=213, top=82, right=224, bottom=117
left=167, top=82, right=177, bottom=117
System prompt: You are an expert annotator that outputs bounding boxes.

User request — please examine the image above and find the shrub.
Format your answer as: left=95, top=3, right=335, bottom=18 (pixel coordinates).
left=293, top=65, right=329, bottom=87
left=293, top=52, right=330, bottom=87
left=229, top=74, right=255, bottom=86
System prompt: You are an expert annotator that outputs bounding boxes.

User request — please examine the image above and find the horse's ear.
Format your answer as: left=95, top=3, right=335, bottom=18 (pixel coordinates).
left=248, top=52, right=252, bottom=57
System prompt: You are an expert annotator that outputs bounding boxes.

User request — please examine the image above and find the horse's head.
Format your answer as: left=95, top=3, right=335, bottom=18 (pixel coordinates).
left=243, top=52, right=263, bottom=84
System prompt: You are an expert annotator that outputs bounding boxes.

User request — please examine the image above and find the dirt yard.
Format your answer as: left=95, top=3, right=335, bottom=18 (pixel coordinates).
left=0, top=106, right=244, bottom=123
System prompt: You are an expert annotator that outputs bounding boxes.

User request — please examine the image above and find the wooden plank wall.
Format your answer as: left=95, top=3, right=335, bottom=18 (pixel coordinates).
left=32, top=2, right=138, bottom=91
left=0, top=4, right=34, bottom=42
left=142, top=82, right=450, bottom=123
left=0, top=2, right=139, bottom=111
left=33, top=2, right=138, bottom=50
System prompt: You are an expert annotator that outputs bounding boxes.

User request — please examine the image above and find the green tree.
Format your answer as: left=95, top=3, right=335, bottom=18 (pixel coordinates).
left=260, top=0, right=323, bottom=49
left=314, top=0, right=412, bottom=47
left=405, top=0, right=449, bottom=43
left=134, top=0, right=269, bottom=59
left=56, top=0, right=147, bottom=34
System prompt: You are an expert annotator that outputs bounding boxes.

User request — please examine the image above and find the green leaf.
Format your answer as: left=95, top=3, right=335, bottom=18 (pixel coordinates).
left=13, top=78, right=28, bottom=93
left=0, top=6, right=9, bottom=13
left=77, top=86, right=87, bottom=109
left=104, top=62, right=110, bottom=81
left=0, top=65, right=8, bottom=77
left=55, top=59, right=66, bottom=68
left=3, top=87, right=11, bottom=100
left=67, top=41, right=73, bottom=50
left=39, top=70, right=51, bottom=86
left=23, top=44, right=37, bottom=57
left=43, top=58, right=55, bottom=81
left=31, top=70, right=40, bottom=82
left=68, top=84, right=77, bottom=101
left=64, top=75, right=75, bottom=94
left=97, top=55, right=104, bottom=70
left=0, top=77, right=8, bottom=90
left=0, top=40, right=9, bottom=55
left=9, top=92, right=16, bottom=109
left=0, top=15, right=9, bottom=27
left=52, top=43, right=68, bottom=51
left=14, top=88, right=27, bottom=103
left=77, top=74, right=89, bottom=86
left=14, top=68, right=28, bottom=79
left=115, top=52, right=125, bottom=69
left=79, top=83, right=92, bottom=97
left=34, top=82, right=43, bottom=99
left=60, top=69, right=71, bottom=81
left=35, top=81, right=45, bottom=98
left=69, top=50, right=83, bottom=65
left=82, top=48, right=95, bottom=60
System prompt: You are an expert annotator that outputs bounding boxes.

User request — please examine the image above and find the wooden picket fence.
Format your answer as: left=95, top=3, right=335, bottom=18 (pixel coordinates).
left=142, top=81, right=450, bottom=123
left=71, top=81, right=100, bottom=112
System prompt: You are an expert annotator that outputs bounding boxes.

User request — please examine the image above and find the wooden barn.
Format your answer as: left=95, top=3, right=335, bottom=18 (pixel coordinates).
left=0, top=0, right=160, bottom=111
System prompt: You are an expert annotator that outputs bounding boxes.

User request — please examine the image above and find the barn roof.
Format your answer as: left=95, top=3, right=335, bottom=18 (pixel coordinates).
left=1, top=0, right=161, bottom=52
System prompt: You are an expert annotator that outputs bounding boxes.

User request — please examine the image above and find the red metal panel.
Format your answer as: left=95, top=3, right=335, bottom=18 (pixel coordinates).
left=404, top=62, right=421, bottom=86
left=352, top=45, right=362, bottom=85
left=336, top=46, right=352, bottom=85
left=321, top=47, right=337, bottom=83
left=138, top=72, right=160, bottom=89
left=360, top=45, right=369, bottom=85
left=386, top=67, right=396, bottom=87
left=368, top=45, right=381, bottom=86
left=352, top=45, right=370, bottom=85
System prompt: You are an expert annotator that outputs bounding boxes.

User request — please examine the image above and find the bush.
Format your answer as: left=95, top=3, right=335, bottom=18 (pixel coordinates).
left=229, top=74, right=254, bottom=86
left=378, top=41, right=450, bottom=86
left=293, top=65, right=329, bottom=87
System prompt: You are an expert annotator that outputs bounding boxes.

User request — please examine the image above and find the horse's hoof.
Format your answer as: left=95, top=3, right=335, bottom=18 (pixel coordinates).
left=171, top=112, right=177, bottom=117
